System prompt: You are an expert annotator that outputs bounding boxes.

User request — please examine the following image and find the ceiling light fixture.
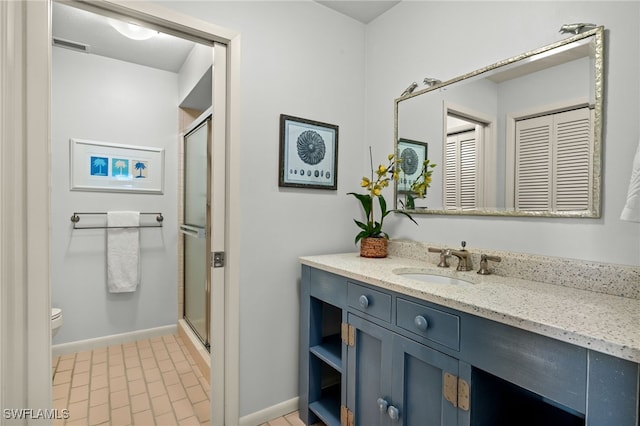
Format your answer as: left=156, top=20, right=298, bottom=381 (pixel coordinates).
left=108, top=19, right=157, bottom=41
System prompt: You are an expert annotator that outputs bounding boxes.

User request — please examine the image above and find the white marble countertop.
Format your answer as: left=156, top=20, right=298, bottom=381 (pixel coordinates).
left=300, top=252, right=640, bottom=363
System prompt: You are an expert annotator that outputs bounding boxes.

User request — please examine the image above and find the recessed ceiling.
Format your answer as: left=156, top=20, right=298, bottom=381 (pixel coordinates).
left=52, top=2, right=195, bottom=73
left=314, top=0, right=401, bottom=23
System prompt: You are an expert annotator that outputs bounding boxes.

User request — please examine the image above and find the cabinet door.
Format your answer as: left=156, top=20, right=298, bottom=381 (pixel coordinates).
left=392, top=334, right=460, bottom=426
left=347, top=314, right=393, bottom=426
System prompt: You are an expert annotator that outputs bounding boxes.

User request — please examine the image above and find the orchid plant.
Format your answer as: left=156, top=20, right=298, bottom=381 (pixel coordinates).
left=348, top=148, right=435, bottom=244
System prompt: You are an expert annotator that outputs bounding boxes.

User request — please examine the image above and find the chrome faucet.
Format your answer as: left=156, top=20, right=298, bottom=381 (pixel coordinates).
left=428, top=247, right=451, bottom=267
left=449, top=241, right=473, bottom=271
left=477, top=254, right=502, bottom=275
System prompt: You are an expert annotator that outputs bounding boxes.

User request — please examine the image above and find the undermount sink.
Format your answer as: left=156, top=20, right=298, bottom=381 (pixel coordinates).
left=394, top=270, right=473, bottom=286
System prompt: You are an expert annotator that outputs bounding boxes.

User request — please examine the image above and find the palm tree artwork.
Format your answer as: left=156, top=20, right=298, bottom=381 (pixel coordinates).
left=90, top=156, right=108, bottom=176
left=134, top=161, right=147, bottom=178
left=113, top=159, right=129, bottom=177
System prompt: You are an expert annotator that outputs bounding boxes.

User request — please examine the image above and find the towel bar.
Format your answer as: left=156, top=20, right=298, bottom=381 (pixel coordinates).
left=70, top=212, right=164, bottom=229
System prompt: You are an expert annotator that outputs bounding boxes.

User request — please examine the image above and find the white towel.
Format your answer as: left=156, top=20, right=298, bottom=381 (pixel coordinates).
left=107, top=211, right=140, bottom=292
left=621, top=139, right=640, bottom=223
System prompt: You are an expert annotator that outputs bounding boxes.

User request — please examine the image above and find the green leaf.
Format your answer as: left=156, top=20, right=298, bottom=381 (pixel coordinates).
left=394, top=209, right=418, bottom=226
left=407, top=194, right=415, bottom=210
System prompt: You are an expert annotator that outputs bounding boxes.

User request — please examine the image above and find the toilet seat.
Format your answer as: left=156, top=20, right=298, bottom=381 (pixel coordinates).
left=51, top=308, right=62, bottom=320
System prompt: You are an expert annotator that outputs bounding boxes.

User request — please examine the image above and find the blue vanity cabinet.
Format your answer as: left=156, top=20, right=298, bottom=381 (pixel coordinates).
left=300, top=266, right=348, bottom=426
left=346, top=313, right=463, bottom=426
left=300, top=265, right=640, bottom=426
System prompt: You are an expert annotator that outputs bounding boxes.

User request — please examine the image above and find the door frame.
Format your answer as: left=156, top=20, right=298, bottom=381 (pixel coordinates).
left=0, top=1, right=241, bottom=424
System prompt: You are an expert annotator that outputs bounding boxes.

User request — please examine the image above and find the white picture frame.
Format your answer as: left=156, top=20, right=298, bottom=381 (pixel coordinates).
left=70, top=138, right=164, bottom=194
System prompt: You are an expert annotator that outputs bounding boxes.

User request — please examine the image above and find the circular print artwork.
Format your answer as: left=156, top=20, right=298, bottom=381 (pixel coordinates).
left=400, top=147, right=419, bottom=175
left=297, top=130, right=326, bottom=165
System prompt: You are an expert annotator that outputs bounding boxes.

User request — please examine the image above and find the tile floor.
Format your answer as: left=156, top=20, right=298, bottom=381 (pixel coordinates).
left=51, top=333, right=316, bottom=426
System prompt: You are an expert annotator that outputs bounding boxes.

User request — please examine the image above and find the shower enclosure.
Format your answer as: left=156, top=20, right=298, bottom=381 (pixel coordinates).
left=181, top=112, right=212, bottom=350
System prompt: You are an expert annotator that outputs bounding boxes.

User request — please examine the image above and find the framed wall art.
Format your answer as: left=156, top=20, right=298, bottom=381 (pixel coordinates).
left=70, top=138, right=165, bottom=194
left=397, top=138, right=428, bottom=193
left=279, top=114, right=338, bottom=190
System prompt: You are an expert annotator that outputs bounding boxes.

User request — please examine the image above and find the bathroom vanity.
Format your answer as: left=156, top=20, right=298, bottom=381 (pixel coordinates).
left=298, top=247, right=640, bottom=426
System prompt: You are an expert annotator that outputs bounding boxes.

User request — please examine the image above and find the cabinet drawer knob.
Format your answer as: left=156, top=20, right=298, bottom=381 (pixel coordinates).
left=376, top=398, right=389, bottom=413
left=359, top=295, right=369, bottom=309
left=387, top=405, right=400, bottom=421
left=414, top=315, right=429, bottom=331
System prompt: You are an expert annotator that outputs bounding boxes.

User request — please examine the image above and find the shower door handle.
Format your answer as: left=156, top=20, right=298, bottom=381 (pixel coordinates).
left=180, top=224, right=206, bottom=239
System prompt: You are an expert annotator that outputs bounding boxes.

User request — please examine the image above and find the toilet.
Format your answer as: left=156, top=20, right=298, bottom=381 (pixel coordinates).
left=51, top=308, right=63, bottom=337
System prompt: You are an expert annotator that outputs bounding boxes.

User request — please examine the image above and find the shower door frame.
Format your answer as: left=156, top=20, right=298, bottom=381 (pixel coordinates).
left=182, top=111, right=213, bottom=350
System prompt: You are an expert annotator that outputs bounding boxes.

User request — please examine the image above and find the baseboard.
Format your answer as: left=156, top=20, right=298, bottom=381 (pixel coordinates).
left=239, top=397, right=299, bottom=426
left=52, top=324, right=177, bottom=357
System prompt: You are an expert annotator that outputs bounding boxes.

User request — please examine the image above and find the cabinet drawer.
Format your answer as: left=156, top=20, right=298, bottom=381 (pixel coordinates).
left=396, top=298, right=460, bottom=350
left=347, top=282, right=391, bottom=322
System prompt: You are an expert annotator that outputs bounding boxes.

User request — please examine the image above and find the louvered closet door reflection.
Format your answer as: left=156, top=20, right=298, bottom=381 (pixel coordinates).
left=515, top=107, right=592, bottom=212
left=444, top=130, right=478, bottom=211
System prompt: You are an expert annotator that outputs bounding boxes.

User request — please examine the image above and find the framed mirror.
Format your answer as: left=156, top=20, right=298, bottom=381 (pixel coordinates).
left=394, top=26, right=604, bottom=217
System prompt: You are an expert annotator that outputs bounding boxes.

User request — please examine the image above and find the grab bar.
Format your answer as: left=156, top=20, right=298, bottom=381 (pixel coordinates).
left=179, top=224, right=206, bottom=239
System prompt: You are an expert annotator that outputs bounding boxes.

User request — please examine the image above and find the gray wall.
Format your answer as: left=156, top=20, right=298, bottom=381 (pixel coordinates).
left=51, top=47, right=179, bottom=344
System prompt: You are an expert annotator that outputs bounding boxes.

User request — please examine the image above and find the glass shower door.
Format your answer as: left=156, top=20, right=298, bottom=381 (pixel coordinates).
left=181, top=115, right=211, bottom=348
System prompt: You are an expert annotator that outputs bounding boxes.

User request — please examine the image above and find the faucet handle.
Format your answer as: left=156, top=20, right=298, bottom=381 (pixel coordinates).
left=461, top=241, right=467, bottom=250
left=428, top=247, right=451, bottom=268
left=477, top=254, right=501, bottom=275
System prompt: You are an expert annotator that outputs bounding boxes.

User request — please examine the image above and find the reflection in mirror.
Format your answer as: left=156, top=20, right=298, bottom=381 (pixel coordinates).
left=394, top=26, right=603, bottom=217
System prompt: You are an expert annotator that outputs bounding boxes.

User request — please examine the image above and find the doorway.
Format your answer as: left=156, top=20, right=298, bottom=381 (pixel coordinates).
left=45, top=1, right=239, bottom=424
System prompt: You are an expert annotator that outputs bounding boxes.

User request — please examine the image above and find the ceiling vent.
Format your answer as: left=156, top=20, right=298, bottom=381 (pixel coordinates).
left=52, top=37, right=90, bottom=53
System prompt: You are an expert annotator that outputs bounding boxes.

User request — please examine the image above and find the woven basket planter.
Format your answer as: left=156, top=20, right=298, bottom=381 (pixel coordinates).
left=359, top=237, right=388, bottom=258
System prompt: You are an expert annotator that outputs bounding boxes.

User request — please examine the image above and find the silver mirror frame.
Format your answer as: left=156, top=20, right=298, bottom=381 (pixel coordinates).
left=394, top=26, right=604, bottom=218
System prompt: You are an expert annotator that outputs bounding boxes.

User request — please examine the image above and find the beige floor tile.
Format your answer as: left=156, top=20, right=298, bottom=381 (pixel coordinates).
left=133, top=409, right=154, bottom=425
left=130, top=393, right=150, bottom=414
left=167, top=382, right=187, bottom=402
left=284, top=411, right=306, bottom=426
left=128, top=378, right=147, bottom=396
left=125, top=356, right=141, bottom=368
left=162, top=370, right=181, bottom=386
left=52, top=333, right=216, bottom=426
left=180, top=371, right=199, bottom=388
left=91, top=362, right=108, bottom=378
left=52, top=382, right=70, bottom=400
left=172, top=398, right=196, bottom=420
left=90, top=387, right=108, bottom=407
left=90, top=374, right=108, bottom=391
left=53, top=370, right=72, bottom=385
left=157, top=358, right=174, bottom=373
left=155, top=411, right=177, bottom=425
left=192, top=400, right=209, bottom=422
left=126, top=366, right=144, bottom=381
left=72, top=371, right=90, bottom=388
left=185, top=385, right=207, bottom=404
left=69, top=385, right=89, bottom=403
left=74, top=359, right=91, bottom=373
left=75, top=350, right=92, bottom=361
left=144, top=367, right=162, bottom=383
left=110, top=375, right=127, bottom=391
left=147, top=380, right=167, bottom=398
left=111, top=405, right=132, bottom=426
left=151, top=393, right=172, bottom=415
left=67, top=399, right=89, bottom=421
left=56, top=358, right=75, bottom=372
left=174, top=360, right=192, bottom=374
left=88, top=403, right=109, bottom=426
left=178, top=415, right=201, bottom=426
left=110, top=388, right=129, bottom=409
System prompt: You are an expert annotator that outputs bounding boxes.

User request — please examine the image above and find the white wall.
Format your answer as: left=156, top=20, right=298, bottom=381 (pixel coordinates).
left=51, top=47, right=179, bottom=344
left=366, top=1, right=640, bottom=265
